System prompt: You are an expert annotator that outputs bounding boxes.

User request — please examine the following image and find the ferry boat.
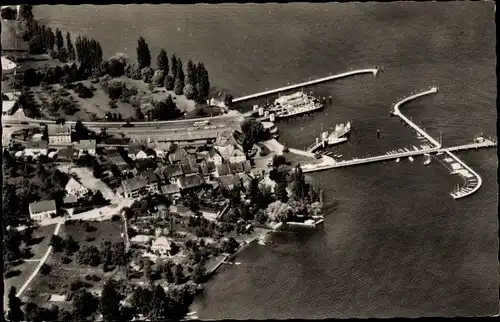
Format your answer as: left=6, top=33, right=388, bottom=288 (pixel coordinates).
left=268, top=92, right=323, bottom=119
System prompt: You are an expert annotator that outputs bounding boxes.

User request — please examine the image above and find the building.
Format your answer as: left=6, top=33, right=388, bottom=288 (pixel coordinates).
left=126, top=146, right=142, bottom=160
left=23, top=140, right=48, bottom=158
left=238, top=172, right=252, bottom=191
left=164, top=164, right=183, bottom=181
left=130, top=235, right=154, bottom=245
left=154, top=167, right=166, bottom=183
left=215, top=162, right=232, bottom=178
left=47, top=124, right=72, bottom=146
left=207, top=148, right=223, bottom=165
left=230, top=162, right=244, bottom=174
left=56, top=148, right=78, bottom=161
left=177, top=173, right=205, bottom=190
left=141, top=171, right=159, bottom=193
left=63, top=194, right=78, bottom=206
left=29, top=200, right=57, bottom=221
left=160, top=184, right=181, bottom=199
left=229, top=148, right=247, bottom=164
left=108, top=152, right=129, bottom=174
left=218, top=174, right=242, bottom=190
left=150, top=237, right=172, bottom=256
left=65, top=177, right=89, bottom=199
left=136, top=150, right=149, bottom=160
left=181, top=162, right=198, bottom=175
left=154, top=142, right=173, bottom=158
left=73, top=139, right=96, bottom=156
left=119, top=177, right=147, bottom=198
left=168, top=150, right=184, bottom=164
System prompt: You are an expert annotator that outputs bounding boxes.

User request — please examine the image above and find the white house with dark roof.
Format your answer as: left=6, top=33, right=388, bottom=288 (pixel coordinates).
left=47, top=124, right=72, bottom=146
left=119, top=176, right=147, bottom=198
left=29, top=200, right=57, bottom=221
left=207, top=148, right=223, bottom=165
left=65, top=177, right=89, bottom=199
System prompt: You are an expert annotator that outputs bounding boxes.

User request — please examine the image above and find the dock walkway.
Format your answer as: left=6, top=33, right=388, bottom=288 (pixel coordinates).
left=234, top=68, right=378, bottom=103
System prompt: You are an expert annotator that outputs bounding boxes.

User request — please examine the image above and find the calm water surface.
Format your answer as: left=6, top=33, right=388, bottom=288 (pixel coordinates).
left=35, top=2, right=498, bottom=318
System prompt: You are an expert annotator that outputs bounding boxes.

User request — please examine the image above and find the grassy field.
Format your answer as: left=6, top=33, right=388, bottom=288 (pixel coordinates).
left=3, top=224, right=58, bottom=308
left=26, top=220, right=126, bottom=308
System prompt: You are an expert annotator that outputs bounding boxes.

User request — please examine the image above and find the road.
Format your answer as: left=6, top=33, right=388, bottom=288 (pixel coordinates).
left=16, top=221, right=63, bottom=298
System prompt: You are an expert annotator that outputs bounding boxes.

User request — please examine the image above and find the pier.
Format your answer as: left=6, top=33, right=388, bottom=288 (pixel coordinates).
left=301, top=140, right=495, bottom=173
left=392, top=87, right=441, bottom=148
left=234, top=68, right=379, bottom=103
left=445, top=151, right=483, bottom=199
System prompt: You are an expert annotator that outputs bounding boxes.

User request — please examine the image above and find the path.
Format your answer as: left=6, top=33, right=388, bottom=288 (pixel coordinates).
left=16, top=221, right=63, bottom=298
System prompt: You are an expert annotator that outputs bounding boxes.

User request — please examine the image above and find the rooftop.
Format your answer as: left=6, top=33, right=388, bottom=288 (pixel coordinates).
left=161, top=184, right=180, bottom=195
left=178, top=173, right=205, bottom=190
left=122, top=176, right=147, bottom=194
left=73, top=139, right=96, bottom=150
left=25, top=140, right=48, bottom=150
left=141, top=171, right=159, bottom=184
left=165, top=164, right=183, bottom=178
left=29, top=199, right=57, bottom=214
left=47, top=124, right=71, bottom=136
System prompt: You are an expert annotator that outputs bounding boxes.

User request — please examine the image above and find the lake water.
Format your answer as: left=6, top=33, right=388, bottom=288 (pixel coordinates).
left=35, top=2, right=498, bottom=318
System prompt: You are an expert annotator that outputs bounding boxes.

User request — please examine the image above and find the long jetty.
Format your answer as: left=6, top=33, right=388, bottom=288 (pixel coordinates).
left=233, top=68, right=379, bottom=103
left=301, top=140, right=496, bottom=173
left=392, top=86, right=441, bottom=148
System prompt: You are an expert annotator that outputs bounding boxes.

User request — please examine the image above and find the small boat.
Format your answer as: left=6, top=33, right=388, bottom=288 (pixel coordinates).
left=423, top=158, right=431, bottom=166
left=404, top=148, right=410, bottom=152
left=437, top=151, right=444, bottom=155
left=396, top=158, right=400, bottom=163
left=408, top=156, right=414, bottom=162
left=336, top=154, right=343, bottom=158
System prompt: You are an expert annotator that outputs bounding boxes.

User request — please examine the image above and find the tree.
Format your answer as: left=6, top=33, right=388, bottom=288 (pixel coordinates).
left=186, top=60, right=196, bottom=85
left=221, top=237, right=239, bottom=254
left=45, top=27, right=55, bottom=51
left=40, top=263, right=51, bottom=275
left=191, top=264, right=206, bottom=284
left=149, top=285, right=167, bottom=320
left=130, top=287, right=152, bottom=316
left=100, top=281, right=122, bottom=322
left=195, top=63, right=210, bottom=103
left=66, top=32, right=75, bottom=61
left=241, top=117, right=266, bottom=151
left=55, top=29, right=64, bottom=52
left=135, top=107, right=145, bottom=121
left=136, top=37, right=151, bottom=69
left=171, top=54, right=178, bottom=79
left=72, top=289, right=98, bottom=321
left=183, top=83, right=196, bottom=100
left=174, top=264, right=184, bottom=284
left=275, top=180, right=289, bottom=203
left=7, top=286, right=24, bottom=322
left=24, top=302, right=44, bottom=322
left=91, top=190, right=106, bottom=206
left=50, top=235, right=65, bottom=252
left=156, top=48, right=169, bottom=74
left=266, top=200, right=290, bottom=223
left=222, top=92, right=233, bottom=107
left=174, top=59, right=185, bottom=95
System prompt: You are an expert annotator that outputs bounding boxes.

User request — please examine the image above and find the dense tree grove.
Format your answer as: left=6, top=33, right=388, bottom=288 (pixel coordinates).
left=75, top=36, right=103, bottom=74
left=240, top=117, right=267, bottom=151
left=7, top=286, right=24, bottom=322
left=66, top=32, right=76, bottom=61
left=174, top=59, right=185, bottom=95
left=100, top=281, right=123, bottom=321
left=136, top=37, right=151, bottom=69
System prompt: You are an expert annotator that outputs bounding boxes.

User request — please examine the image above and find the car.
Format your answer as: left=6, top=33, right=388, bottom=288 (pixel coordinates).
left=20, top=121, right=29, bottom=125
left=122, top=122, right=134, bottom=128
left=5, top=125, right=11, bottom=128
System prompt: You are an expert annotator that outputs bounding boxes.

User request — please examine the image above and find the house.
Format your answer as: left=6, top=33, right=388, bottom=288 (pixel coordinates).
left=215, top=162, right=232, bottom=178
left=33, top=133, right=44, bottom=141
left=168, top=150, right=183, bottom=164
left=108, top=152, right=130, bottom=173
left=63, top=194, right=78, bottom=206
left=154, top=167, right=166, bottom=183
left=207, top=148, right=223, bottom=165
left=215, top=130, right=241, bottom=148
left=141, top=171, right=159, bottom=193
left=154, top=142, right=172, bottom=158
left=196, top=151, right=209, bottom=163
left=164, top=164, right=184, bottom=182
left=242, top=160, right=252, bottom=172
left=23, top=141, right=48, bottom=158
left=215, top=144, right=234, bottom=162
left=73, top=139, right=96, bottom=156
left=56, top=148, right=78, bottom=161
left=29, top=200, right=57, bottom=221
left=177, top=173, right=205, bottom=190
left=238, top=172, right=252, bottom=191
left=65, top=177, right=89, bottom=199
left=119, top=176, right=147, bottom=198
left=126, top=146, right=142, bottom=160
left=130, top=235, right=154, bottom=245
left=250, top=168, right=265, bottom=179
left=229, top=148, right=247, bottom=164
left=160, top=184, right=181, bottom=199
left=150, top=237, right=172, bottom=256
left=218, top=174, right=241, bottom=191
left=181, top=162, right=198, bottom=175
left=47, top=124, right=72, bottom=146
left=136, top=150, right=149, bottom=160
left=230, top=162, right=244, bottom=174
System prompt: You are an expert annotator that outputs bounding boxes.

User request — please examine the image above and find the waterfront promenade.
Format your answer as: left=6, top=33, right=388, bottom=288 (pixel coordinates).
left=233, top=68, right=379, bottom=103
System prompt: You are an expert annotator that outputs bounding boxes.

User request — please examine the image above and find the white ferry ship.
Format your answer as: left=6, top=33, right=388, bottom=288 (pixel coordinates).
left=327, top=121, right=351, bottom=145
left=268, top=92, right=323, bottom=119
